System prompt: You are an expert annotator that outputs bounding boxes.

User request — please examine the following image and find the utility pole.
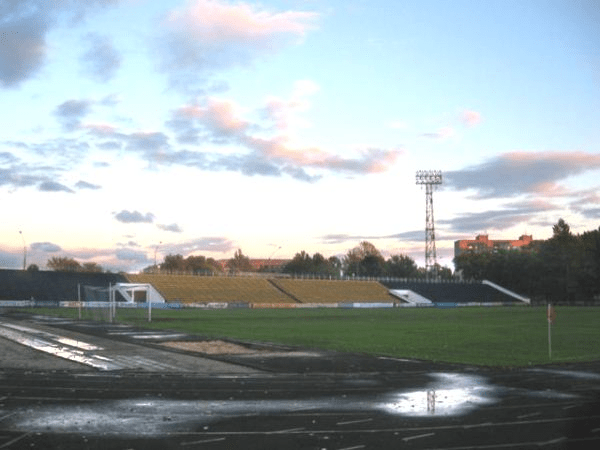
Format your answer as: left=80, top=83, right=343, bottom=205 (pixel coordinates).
left=154, top=241, right=162, bottom=273
left=415, top=170, right=443, bottom=277
left=19, top=230, right=27, bottom=270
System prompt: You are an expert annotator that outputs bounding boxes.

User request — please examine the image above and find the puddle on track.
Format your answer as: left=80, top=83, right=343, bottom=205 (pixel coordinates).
left=380, top=373, right=495, bottom=416
left=4, top=372, right=579, bottom=436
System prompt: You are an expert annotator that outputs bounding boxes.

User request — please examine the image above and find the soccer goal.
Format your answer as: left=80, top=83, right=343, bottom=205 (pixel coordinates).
left=78, top=283, right=165, bottom=322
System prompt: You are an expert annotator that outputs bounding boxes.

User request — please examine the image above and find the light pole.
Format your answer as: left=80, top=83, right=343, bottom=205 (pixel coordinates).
left=19, top=231, right=27, bottom=270
left=154, top=241, right=162, bottom=273
left=267, top=246, right=282, bottom=272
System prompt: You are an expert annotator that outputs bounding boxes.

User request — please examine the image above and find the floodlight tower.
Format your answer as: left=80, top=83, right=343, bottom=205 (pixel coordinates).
left=415, top=170, right=442, bottom=276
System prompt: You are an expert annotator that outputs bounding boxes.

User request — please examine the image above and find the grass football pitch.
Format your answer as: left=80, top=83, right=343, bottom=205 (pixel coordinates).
left=22, top=306, right=600, bottom=367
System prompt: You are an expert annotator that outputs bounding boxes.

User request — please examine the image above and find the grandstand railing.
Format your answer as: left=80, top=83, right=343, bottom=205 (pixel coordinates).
left=136, top=270, right=479, bottom=284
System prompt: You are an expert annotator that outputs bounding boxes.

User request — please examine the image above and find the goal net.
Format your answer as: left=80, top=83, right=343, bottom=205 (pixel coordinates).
left=78, top=283, right=159, bottom=323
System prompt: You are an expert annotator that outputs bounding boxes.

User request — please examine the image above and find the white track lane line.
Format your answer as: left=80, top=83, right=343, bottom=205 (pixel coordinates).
left=402, top=432, right=435, bottom=442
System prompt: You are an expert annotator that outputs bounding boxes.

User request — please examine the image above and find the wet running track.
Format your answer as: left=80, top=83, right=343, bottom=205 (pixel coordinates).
left=1, top=313, right=599, bottom=449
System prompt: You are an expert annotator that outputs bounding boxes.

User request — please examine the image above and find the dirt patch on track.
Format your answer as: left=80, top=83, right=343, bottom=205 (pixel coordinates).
left=160, top=340, right=260, bottom=354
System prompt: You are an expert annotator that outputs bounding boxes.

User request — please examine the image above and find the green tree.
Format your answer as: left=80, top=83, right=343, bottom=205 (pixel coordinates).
left=453, top=220, right=600, bottom=303
left=327, top=256, right=342, bottom=277
left=161, top=254, right=186, bottom=273
left=284, top=251, right=313, bottom=274
left=360, top=254, right=385, bottom=276
left=82, top=262, right=103, bottom=273
left=580, top=227, right=600, bottom=299
left=542, top=218, right=579, bottom=303
left=185, top=255, right=222, bottom=274
left=385, top=254, right=419, bottom=278
left=47, top=256, right=81, bottom=272
left=228, top=249, right=253, bottom=272
left=344, top=241, right=383, bottom=276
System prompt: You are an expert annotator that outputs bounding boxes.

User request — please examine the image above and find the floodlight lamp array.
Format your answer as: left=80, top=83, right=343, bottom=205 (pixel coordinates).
left=415, top=170, right=443, bottom=185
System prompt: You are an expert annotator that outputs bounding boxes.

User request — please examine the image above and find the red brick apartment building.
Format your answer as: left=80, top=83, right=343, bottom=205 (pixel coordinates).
left=454, top=234, right=535, bottom=258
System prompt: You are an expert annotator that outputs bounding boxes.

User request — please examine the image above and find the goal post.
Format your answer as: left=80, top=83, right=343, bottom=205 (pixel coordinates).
left=77, top=282, right=165, bottom=323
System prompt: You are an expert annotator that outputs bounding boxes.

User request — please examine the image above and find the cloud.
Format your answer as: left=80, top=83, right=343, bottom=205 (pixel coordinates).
left=80, top=33, right=121, bottom=82
left=321, top=230, right=427, bottom=245
left=0, top=165, right=41, bottom=189
left=263, top=79, right=320, bottom=132
left=114, top=210, right=155, bottom=223
left=157, top=223, right=183, bottom=233
left=0, top=151, right=18, bottom=164
left=38, top=180, right=74, bottom=193
left=161, top=237, right=235, bottom=255
left=421, top=126, right=455, bottom=140
left=167, top=92, right=401, bottom=180
left=30, top=242, right=62, bottom=252
left=54, top=99, right=93, bottom=131
left=116, top=248, right=149, bottom=262
left=81, top=86, right=401, bottom=182
left=0, top=151, right=59, bottom=190
left=445, top=151, right=600, bottom=199
left=99, top=93, right=121, bottom=106
left=439, top=200, right=557, bottom=233
left=75, top=180, right=101, bottom=190
left=461, top=110, right=482, bottom=127
left=386, top=120, right=408, bottom=130
left=0, top=249, right=20, bottom=269
left=0, top=3, right=49, bottom=88
left=569, top=188, right=600, bottom=219
left=0, top=1, right=121, bottom=88
left=0, top=145, right=91, bottom=192
left=581, top=208, right=600, bottom=219
left=387, top=231, right=427, bottom=241
left=158, top=0, right=318, bottom=90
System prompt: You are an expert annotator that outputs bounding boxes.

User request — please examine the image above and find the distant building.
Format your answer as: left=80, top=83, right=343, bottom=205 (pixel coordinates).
left=217, top=259, right=290, bottom=272
left=454, top=234, right=535, bottom=258
left=248, top=259, right=290, bottom=272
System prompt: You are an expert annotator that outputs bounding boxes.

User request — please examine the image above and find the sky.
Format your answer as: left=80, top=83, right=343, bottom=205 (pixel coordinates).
left=1, top=0, right=599, bottom=273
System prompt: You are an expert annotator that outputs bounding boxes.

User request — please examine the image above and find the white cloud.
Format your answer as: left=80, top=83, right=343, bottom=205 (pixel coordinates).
left=421, top=126, right=455, bottom=140
left=446, top=151, right=600, bottom=199
left=80, top=33, right=121, bottom=82
left=157, top=223, right=183, bottom=233
left=114, top=210, right=155, bottom=223
left=157, top=0, right=319, bottom=90
left=0, top=0, right=121, bottom=88
left=31, top=242, right=62, bottom=252
left=461, top=110, right=482, bottom=127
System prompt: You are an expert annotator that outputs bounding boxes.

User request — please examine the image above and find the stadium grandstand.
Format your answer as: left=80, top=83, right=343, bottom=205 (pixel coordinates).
left=0, top=269, right=126, bottom=303
left=126, top=274, right=295, bottom=305
left=269, top=279, right=394, bottom=304
left=381, top=279, right=528, bottom=305
left=0, top=269, right=530, bottom=307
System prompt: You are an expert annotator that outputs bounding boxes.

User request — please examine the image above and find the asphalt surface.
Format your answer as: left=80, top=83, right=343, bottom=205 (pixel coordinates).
left=1, top=311, right=599, bottom=449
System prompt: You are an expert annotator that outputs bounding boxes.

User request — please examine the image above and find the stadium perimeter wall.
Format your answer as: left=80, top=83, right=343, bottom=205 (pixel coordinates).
left=0, top=300, right=526, bottom=310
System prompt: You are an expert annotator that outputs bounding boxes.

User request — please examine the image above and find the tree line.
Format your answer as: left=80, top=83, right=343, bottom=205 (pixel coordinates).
left=40, top=257, right=105, bottom=273
left=40, top=242, right=451, bottom=278
left=279, top=241, right=452, bottom=279
left=150, top=241, right=452, bottom=279
left=454, top=219, right=600, bottom=303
